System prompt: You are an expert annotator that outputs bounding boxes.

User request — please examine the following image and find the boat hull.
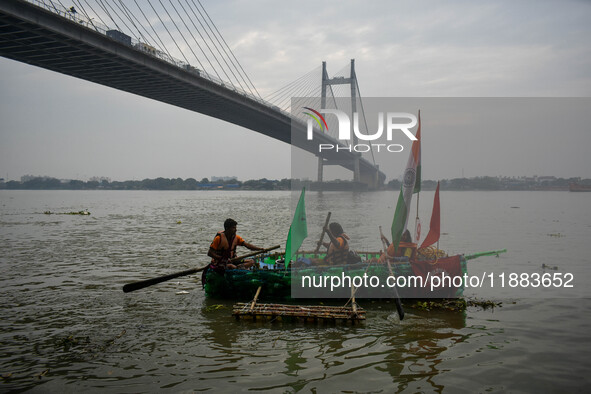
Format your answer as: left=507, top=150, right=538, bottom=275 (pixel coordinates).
left=204, top=253, right=467, bottom=301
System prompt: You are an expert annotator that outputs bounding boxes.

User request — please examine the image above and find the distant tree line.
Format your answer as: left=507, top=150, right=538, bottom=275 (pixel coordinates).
left=1, top=175, right=588, bottom=191
left=0, top=176, right=292, bottom=190
left=387, top=176, right=589, bottom=191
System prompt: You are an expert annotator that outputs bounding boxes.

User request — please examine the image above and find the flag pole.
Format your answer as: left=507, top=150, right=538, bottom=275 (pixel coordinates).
left=435, top=180, right=441, bottom=262
left=414, top=109, right=421, bottom=243
left=415, top=192, right=420, bottom=242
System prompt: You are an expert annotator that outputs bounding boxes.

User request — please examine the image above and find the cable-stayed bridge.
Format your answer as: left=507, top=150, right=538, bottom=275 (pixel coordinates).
left=0, top=0, right=386, bottom=188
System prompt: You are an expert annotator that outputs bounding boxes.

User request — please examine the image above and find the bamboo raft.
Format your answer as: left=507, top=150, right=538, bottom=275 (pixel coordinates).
left=232, top=286, right=365, bottom=323
left=232, top=302, right=366, bottom=322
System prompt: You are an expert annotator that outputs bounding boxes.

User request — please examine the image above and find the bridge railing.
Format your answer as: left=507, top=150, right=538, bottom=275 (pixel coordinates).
left=22, top=0, right=288, bottom=114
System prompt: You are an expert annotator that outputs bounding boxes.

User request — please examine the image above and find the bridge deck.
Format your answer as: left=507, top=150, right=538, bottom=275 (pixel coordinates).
left=0, top=0, right=385, bottom=186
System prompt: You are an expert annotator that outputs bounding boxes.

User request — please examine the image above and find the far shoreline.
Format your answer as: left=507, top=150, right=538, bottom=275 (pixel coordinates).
left=1, top=175, right=588, bottom=192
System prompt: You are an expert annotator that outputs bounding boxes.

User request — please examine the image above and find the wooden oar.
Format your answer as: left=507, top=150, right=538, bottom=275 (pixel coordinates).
left=386, top=259, right=405, bottom=321
left=380, top=227, right=404, bottom=320
left=313, top=211, right=332, bottom=253
left=379, top=226, right=390, bottom=252
left=465, top=249, right=507, bottom=260
left=122, top=245, right=280, bottom=293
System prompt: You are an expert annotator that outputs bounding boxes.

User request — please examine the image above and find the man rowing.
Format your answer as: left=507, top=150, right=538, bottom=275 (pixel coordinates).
left=207, top=218, right=264, bottom=270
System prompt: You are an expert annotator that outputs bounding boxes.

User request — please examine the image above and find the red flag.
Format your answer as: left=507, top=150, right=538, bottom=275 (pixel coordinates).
left=410, top=255, right=462, bottom=298
left=419, top=181, right=440, bottom=249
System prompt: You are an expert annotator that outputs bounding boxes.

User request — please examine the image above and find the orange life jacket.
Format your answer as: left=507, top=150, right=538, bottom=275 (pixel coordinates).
left=210, top=231, right=240, bottom=264
left=325, top=235, right=350, bottom=265
left=381, top=241, right=417, bottom=262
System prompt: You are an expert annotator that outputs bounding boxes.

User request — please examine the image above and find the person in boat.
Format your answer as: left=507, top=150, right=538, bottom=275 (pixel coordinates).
left=318, top=222, right=351, bottom=265
left=207, top=218, right=264, bottom=270
left=379, top=229, right=417, bottom=262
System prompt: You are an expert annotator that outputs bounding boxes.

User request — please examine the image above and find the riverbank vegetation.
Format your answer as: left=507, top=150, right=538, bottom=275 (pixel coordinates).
left=1, top=175, right=588, bottom=191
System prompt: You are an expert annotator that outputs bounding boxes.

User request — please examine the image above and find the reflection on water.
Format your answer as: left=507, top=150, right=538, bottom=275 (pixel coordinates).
left=1, top=190, right=590, bottom=391
left=198, top=297, right=468, bottom=392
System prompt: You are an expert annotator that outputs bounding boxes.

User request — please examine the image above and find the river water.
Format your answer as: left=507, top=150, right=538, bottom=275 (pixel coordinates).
left=0, top=190, right=590, bottom=392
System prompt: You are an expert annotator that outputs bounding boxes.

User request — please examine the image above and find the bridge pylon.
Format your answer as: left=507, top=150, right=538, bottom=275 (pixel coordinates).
left=317, top=59, right=362, bottom=184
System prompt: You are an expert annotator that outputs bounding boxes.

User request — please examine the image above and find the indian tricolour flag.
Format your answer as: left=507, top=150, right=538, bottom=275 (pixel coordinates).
left=391, top=110, right=421, bottom=252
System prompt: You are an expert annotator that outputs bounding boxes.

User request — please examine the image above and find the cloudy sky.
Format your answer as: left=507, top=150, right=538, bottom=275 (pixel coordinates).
left=1, top=0, right=590, bottom=182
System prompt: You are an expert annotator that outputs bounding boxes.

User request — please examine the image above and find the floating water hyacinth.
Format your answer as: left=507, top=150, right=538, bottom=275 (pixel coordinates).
left=44, top=210, right=90, bottom=215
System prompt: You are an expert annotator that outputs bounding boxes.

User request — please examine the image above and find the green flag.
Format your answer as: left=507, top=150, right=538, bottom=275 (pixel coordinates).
left=285, top=187, right=307, bottom=268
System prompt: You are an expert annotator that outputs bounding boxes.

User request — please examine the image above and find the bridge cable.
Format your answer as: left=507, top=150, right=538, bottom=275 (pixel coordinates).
left=104, top=0, right=144, bottom=43
left=288, top=80, right=323, bottom=116
left=183, top=0, right=251, bottom=95
left=48, top=0, right=63, bottom=15
left=154, top=0, right=207, bottom=76
left=267, top=74, right=314, bottom=105
left=114, top=0, right=154, bottom=46
left=265, top=66, right=320, bottom=103
left=166, top=0, right=234, bottom=87
left=72, top=0, right=100, bottom=32
left=276, top=75, right=319, bottom=112
left=55, top=1, right=70, bottom=15
left=194, top=0, right=261, bottom=99
left=180, top=0, right=241, bottom=91
left=165, top=0, right=240, bottom=87
left=148, top=0, right=217, bottom=81
left=156, top=0, right=204, bottom=68
left=355, top=77, right=377, bottom=166
left=285, top=69, right=323, bottom=103
left=327, top=83, right=339, bottom=109
left=270, top=73, right=318, bottom=110
left=173, top=0, right=229, bottom=81
left=95, top=0, right=125, bottom=34
left=105, top=0, right=168, bottom=55
left=149, top=0, right=192, bottom=65
left=114, top=0, right=170, bottom=55
left=132, top=0, right=176, bottom=62
left=78, top=0, right=116, bottom=35
left=170, top=0, right=226, bottom=84
left=196, top=0, right=262, bottom=99
left=183, top=0, right=250, bottom=94
left=282, top=82, right=317, bottom=110
left=102, top=0, right=164, bottom=53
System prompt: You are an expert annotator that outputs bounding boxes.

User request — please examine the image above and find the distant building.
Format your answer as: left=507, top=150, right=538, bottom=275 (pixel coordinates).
left=21, top=175, right=53, bottom=182
left=211, top=176, right=237, bottom=182
left=199, top=183, right=224, bottom=189
left=89, top=176, right=111, bottom=183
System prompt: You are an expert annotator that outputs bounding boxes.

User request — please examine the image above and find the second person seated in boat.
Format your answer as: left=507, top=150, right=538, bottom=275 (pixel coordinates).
left=379, top=229, right=417, bottom=263
left=317, top=222, right=351, bottom=265
left=207, top=218, right=264, bottom=269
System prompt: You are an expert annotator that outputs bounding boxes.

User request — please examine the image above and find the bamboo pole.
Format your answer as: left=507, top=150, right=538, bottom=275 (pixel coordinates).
left=249, top=286, right=262, bottom=312
left=314, top=212, right=332, bottom=254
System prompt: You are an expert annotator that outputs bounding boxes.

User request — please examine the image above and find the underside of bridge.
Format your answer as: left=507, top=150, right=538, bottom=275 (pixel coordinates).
left=0, top=0, right=385, bottom=188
